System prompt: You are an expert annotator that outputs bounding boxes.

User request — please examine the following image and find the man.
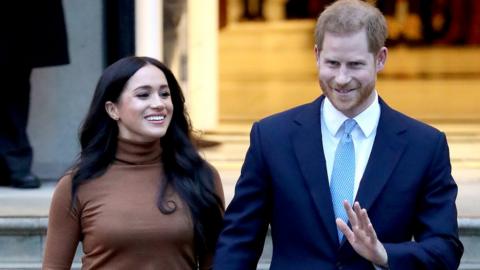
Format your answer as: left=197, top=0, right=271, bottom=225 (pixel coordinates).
left=163, top=0, right=187, bottom=67
left=241, top=0, right=265, bottom=21
left=0, top=0, right=69, bottom=188
left=213, top=0, right=463, bottom=269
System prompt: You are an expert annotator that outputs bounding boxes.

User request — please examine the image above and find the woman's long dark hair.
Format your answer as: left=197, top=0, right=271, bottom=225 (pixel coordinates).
left=71, top=56, right=224, bottom=259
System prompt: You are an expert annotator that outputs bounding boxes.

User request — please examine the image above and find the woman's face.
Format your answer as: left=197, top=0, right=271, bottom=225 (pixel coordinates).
left=106, top=64, right=174, bottom=143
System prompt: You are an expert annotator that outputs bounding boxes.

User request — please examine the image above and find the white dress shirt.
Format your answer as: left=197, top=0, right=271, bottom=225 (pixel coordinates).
left=321, top=91, right=381, bottom=203
left=321, top=92, right=386, bottom=269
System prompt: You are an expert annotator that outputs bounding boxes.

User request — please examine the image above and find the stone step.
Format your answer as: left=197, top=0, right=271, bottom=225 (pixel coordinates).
left=1, top=217, right=479, bottom=269
left=0, top=217, right=81, bottom=269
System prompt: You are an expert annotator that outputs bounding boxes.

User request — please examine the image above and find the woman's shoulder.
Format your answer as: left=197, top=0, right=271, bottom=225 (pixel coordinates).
left=51, top=172, right=75, bottom=201
left=204, top=161, right=218, bottom=175
left=204, top=162, right=220, bottom=184
left=48, top=171, right=81, bottom=219
left=58, top=171, right=74, bottom=184
left=205, top=162, right=225, bottom=206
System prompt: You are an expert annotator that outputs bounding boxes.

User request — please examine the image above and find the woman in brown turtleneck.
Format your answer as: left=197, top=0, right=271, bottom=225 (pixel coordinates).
left=43, top=56, right=224, bottom=270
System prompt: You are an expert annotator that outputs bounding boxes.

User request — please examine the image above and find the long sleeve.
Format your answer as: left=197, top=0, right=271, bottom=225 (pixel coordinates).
left=43, top=175, right=81, bottom=270
left=214, top=122, right=271, bottom=270
left=199, top=164, right=225, bottom=270
left=211, top=164, right=225, bottom=208
left=44, top=138, right=206, bottom=268
left=384, top=133, right=463, bottom=269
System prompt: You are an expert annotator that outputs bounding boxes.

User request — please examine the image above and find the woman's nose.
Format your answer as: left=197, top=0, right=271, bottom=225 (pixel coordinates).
left=150, top=95, right=165, bottom=109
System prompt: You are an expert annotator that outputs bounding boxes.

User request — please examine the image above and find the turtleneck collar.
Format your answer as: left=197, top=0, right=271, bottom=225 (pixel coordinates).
left=115, top=137, right=162, bottom=165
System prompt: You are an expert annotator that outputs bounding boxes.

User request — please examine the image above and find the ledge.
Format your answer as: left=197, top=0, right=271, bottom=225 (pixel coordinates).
left=0, top=217, right=479, bottom=235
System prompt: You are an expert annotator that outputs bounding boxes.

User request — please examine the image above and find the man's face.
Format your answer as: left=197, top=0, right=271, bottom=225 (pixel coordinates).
left=315, top=29, right=387, bottom=118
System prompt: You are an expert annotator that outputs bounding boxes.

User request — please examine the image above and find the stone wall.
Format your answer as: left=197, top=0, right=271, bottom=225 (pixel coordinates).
left=29, top=0, right=104, bottom=180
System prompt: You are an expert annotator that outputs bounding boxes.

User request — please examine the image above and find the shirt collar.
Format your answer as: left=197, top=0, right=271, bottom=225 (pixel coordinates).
left=322, top=91, right=380, bottom=138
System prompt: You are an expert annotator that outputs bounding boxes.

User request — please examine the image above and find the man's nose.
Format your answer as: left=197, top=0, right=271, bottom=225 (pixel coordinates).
left=334, top=67, right=351, bottom=86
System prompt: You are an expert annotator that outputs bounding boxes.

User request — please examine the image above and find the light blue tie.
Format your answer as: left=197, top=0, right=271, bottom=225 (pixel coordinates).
left=330, top=119, right=357, bottom=242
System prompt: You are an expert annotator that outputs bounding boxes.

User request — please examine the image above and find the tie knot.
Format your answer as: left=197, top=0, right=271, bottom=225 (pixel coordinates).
left=343, top=119, right=357, bottom=135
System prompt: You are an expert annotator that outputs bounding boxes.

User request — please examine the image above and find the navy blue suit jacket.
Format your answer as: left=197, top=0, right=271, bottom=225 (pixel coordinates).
left=214, top=96, right=463, bottom=270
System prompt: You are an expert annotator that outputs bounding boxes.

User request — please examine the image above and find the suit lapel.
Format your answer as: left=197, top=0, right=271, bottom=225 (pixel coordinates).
left=355, top=99, right=408, bottom=210
left=292, top=97, right=339, bottom=247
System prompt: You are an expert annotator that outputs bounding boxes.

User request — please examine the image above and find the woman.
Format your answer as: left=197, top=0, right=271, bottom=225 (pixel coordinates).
left=43, top=56, right=224, bottom=269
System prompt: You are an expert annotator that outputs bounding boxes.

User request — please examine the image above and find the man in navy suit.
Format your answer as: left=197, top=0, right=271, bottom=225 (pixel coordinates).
left=214, top=0, right=463, bottom=269
left=0, top=0, right=69, bottom=188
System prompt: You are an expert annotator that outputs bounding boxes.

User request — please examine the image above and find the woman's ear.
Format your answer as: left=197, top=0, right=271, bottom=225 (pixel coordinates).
left=105, top=101, right=119, bottom=120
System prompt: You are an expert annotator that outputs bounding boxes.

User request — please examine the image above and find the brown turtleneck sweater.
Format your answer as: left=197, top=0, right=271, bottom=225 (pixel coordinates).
left=43, top=138, right=224, bottom=270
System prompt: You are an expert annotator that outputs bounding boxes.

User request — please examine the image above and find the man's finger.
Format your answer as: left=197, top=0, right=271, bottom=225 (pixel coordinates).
left=359, top=208, right=370, bottom=231
left=343, top=200, right=358, bottom=227
left=353, top=202, right=367, bottom=230
left=336, top=218, right=354, bottom=242
left=366, top=223, right=378, bottom=245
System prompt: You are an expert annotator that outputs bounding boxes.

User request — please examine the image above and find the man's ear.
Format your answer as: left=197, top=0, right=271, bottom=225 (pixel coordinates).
left=376, top=47, right=388, bottom=72
left=314, top=45, right=320, bottom=66
left=105, top=101, right=119, bottom=120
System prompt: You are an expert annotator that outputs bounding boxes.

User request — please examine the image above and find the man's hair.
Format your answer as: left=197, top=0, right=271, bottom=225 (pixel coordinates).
left=314, top=0, right=388, bottom=53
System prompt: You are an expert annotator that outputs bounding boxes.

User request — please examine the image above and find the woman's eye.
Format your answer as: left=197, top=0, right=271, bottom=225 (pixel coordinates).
left=160, top=91, right=171, bottom=98
left=136, top=93, right=149, bottom=98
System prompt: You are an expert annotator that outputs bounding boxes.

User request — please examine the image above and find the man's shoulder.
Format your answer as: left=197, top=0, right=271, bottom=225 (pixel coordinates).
left=257, top=98, right=320, bottom=127
left=382, top=101, right=442, bottom=137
